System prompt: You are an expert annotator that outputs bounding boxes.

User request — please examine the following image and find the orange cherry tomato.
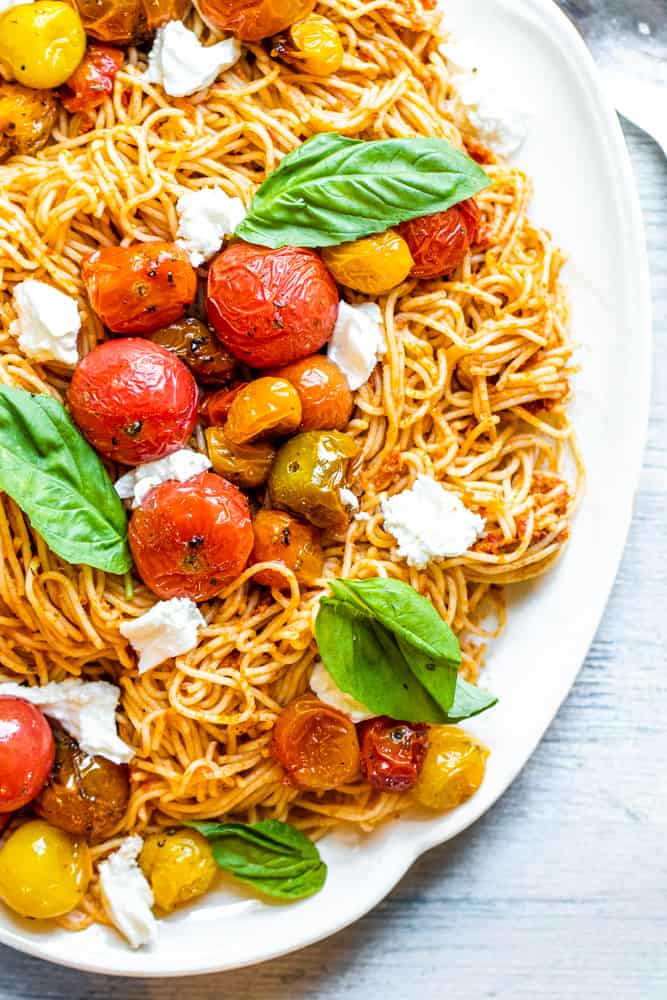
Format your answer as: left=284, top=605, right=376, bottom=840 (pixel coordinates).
left=225, top=377, right=302, bottom=445
left=358, top=717, right=428, bottom=793
left=206, top=242, right=339, bottom=369
left=68, top=338, right=198, bottom=464
left=147, top=318, right=238, bottom=387
left=196, top=0, right=315, bottom=41
left=250, top=510, right=323, bottom=591
left=269, top=355, right=353, bottom=432
left=129, top=471, right=253, bottom=601
left=60, top=44, right=123, bottom=113
left=82, top=242, right=197, bottom=335
left=71, top=0, right=188, bottom=46
left=270, top=694, right=360, bottom=790
left=199, top=383, right=248, bottom=427
left=397, top=199, right=482, bottom=279
left=0, top=697, right=55, bottom=812
left=205, top=426, right=275, bottom=489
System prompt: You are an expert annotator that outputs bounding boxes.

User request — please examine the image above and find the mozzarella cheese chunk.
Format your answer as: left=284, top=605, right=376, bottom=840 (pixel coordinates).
left=9, top=279, right=80, bottom=365
left=176, top=188, right=246, bottom=267
left=143, top=20, right=241, bottom=98
left=114, top=448, right=211, bottom=509
left=0, top=678, right=133, bottom=764
left=120, top=598, right=206, bottom=674
left=98, top=837, right=157, bottom=950
left=310, top=661, right=375, bottom=723
left=327, top=301, right=385, bottom=391
left=381, top=474, right=485, bottom=569
left=339, top=487, right=359, bottom=512
left=439, top=39, right=530, bottom=157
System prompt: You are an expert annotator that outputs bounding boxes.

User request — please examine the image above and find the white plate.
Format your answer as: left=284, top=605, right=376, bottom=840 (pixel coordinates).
left=0, top=0, right=651, bottom=977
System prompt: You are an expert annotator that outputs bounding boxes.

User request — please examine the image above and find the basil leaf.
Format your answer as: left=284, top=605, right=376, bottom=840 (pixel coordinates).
left=447, top=677, right=498, bottom=722
left=0, top=387, right=131, bottom=574
left=189, top=819, right=327, bottom=901
left=236, top=133, right=490, bottom=249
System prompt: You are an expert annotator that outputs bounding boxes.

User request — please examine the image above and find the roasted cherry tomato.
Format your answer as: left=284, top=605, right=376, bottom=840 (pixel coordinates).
left=358, top=717, right=428, bottom=793
left=206, top=242, right=339, bottom=369
left=68, top=338, right=198, bottom=465
left=251, top=510, right=323, bottom=591
left=129, top=471, right=253, bottom=601
left=225, top=377, right=302, bottom=445
left=196, top=0, right=315, bottom=41
left=71, top=0, right=187, bottom=45
left=270, top=694, right=360, bottom=790
left=0, top=1, right=86, bottom=89
left=140, top=828, right=216, bottom=913
left=0, top=82, right=57, bottom=162
left=82, top=242, right=197, bottom=336
left=272, top=14, right=343, bottom=76
left=269, top=431, right=359, bottom=533
left=322, top=230, right=414, bottom=295
left=0, top=819, right=91, bottom=919
left=147, top=318, right=237, bottom=386
left=397, top=199, right=482, bottom=279
left=60, top=44, right=123, bottom=113
left=0, top=697, right=55, bottom=813
left=412, top=726, right=489, bottom=811
left=205, top=426, right=275, bottom=489
left=35, top=726, right=129, bottom=842
left=269, top=355, right=353, bottom=432
left=200, top=383, right=248, bottom=427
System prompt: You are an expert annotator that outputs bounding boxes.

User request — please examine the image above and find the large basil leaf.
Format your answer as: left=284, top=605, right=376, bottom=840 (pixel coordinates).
left=235, top=133, right=490, bottom=248
left=189, top=819, right=326, bottom=900
left=315, top=578, right=497, bottom=724
left=0, top=387, right=131, bottom=574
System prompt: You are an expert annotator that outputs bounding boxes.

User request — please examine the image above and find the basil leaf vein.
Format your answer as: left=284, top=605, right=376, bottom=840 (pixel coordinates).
left=236, top=133, right=491, bottom=249
left=0, top=386, right=131, bottom=574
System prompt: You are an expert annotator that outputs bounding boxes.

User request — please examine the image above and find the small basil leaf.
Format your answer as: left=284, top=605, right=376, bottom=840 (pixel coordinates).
left=446, top=677, right=498, bottom=722
left=236, top=133, right=490, bottom=249
left=0, top=387, right=131, bottom=573
left=231, top=863, right=327, bottom=901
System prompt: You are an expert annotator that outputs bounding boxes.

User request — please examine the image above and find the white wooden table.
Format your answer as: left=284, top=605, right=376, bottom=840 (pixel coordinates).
left=0, top=120, right=664, bottom=1000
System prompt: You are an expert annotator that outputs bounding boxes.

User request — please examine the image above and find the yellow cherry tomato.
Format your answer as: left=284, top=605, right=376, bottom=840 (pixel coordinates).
left=412, top=726, right=489, bottom=812
left=139, top=828, right=217, bottom=913
left=273, top=14, right=344, bottom=77
left=0, top=819, right=91, bottom=919
left=0, top=1, right=86, bottom=89
left=322, top=230, right=414, bottom=295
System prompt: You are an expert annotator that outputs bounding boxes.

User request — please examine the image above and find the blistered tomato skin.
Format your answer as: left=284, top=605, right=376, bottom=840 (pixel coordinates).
left=272, top=14, right=344, bottom=76
left=82, top=242, right=197, bottom=335
left=250, top=510, right=324, bottom=591
left=412, top=726, right=489, bottom=811
left=205, top=426, right=276, bottom=489
left=0, top=697, right=55, bottom=812
left=60, top=44, right=124, bottom=114
left=0, top=1, right=86, bottom=89
left=322, top=230, right=414, bottom=295
left=67, top=339, right=198, bottom=465
left=72, top=0, right=189, bottom=46
left=200, top=383, right=248, bottom=427
left=148, top=318, right=237, bottom=386
left=196, top=0, right=315, bottom=41
left=270, top=694, right=360, bottom=790
left=269, top=355, right=353, bottom=432
left=139, top=829, right=216, bottom=913
left=225, top=377, right=302, bottom=445
left=358, top=717, right=428, bottom=793
left=129, top=471, right=254, bottom=601
left=398, top=199, right=482, bottom=279
left=0, top=819, right=91, bottom=919
left=206, top=242, right=339, bottom=369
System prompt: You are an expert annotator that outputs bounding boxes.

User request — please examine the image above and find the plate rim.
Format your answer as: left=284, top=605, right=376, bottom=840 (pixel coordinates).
left=0, top=0, right=652, bottom=977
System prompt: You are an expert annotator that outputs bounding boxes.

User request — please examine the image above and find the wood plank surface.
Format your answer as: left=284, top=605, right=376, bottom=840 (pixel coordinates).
left=0, top=122, right=665, bottom=1000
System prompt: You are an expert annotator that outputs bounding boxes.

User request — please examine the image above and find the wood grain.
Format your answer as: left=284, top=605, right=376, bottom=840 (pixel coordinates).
left=0, top=122, right=665, bottom=1000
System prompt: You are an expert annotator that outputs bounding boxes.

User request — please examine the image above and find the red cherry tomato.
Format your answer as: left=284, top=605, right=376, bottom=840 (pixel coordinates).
left=270, top=694, right=360, bottom=790
left=60, top=45, right=123, bottom=113
left=195, top=0, right=315, bottom=41
left=0, top=697, right=55, bottom=812
left=206, top=242, right=339, bottom=369
left=82, top=242, right=197, bottom=335
left=397, top=199, right=482, bottom=279
left=0, top=813, right=9, bottom=833
left=68, top=338, right=198, bottom=464
left=129, top=471, right=254, bottom=601
left=358, top=717, right=428, bottom=792
left=199, top=383, right=248, bottom=427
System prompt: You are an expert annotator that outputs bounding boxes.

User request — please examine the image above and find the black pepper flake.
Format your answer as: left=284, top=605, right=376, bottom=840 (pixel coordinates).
left=281, top=528, right=291, bottom=546
left=124, top=420, right=143, bottom=437
left=147, top=269, right=157, bottom=278
left=167, top=272, right=175, bottom=286
left=146, top=305, right=157, bottom=313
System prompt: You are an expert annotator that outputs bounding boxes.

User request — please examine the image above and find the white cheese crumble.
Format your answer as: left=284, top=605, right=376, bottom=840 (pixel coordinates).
left=440, top=39, right=530, bottom=157
left=120, top=599, right=206, bottom=674
left=0, top=678, right=133, bottom=764
left=176, top=188, right=246, bottom=267
left=114, top=448, right=211, bottom=509
left=9, top=279, right=80, bottom=366
left=143, top=20, right=241, bottom=98
left=310, top=661, right=375, bottom=723
left=381, top=474, right=485, bottom=569
left=339, top=487, right=359, bottom=512
left=98, top=837, right=157, bottom=950
left=327, top=301, right=385, bottom=391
